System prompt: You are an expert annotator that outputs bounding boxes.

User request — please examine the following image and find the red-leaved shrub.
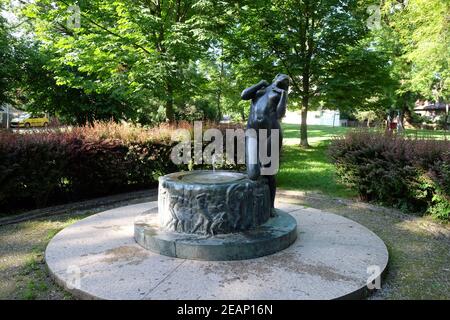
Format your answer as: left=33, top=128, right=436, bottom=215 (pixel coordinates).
left=0, top=123, right=180, bottom=212
left=0, top=121, right=245, bottom=213
left=328, top=131, right=450, bottom=220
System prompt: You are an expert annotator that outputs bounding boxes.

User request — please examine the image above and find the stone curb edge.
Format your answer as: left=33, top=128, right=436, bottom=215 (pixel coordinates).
left=0, top=189, right=158, bottom=226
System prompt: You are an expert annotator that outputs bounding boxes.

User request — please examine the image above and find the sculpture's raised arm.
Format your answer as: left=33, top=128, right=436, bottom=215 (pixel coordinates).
left=241, top=80, right=269, bottom=100
left=276, top=89, right=288, bottom=120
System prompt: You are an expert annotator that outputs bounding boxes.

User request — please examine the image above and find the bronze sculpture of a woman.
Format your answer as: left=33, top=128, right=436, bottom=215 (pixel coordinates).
left=242, top=73, right=290, bottom=214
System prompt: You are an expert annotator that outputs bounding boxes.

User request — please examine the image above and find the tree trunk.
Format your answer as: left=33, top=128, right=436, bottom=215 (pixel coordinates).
left=216, top=91, right=222, bottom=122
left=300, top=68, right=310, bottom=147
left=398, top=110, right=404, bottom=133
left=299, top=0, right=312, bottom=148
left=300, top=106, right=309, bottom=147
left=166, top=82, right=175, bottom=122
left=216, top=54, right=224, bottom=122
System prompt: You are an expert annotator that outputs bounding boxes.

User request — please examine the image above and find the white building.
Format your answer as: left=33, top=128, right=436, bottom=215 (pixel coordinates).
left=414, top=100, right=449, bottom=123
left=283, top=109, right=341, bottom=126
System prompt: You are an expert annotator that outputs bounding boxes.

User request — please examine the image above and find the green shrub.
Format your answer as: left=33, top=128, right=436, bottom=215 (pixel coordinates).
left=329, top=131, right=450, bottom=220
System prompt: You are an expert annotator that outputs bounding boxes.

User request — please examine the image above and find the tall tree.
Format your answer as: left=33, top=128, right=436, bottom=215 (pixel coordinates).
left=22, top=0, right=217, bottom=122
left=0, top=1, right=16, bottom=105
left=370, top=0, right=450, bottom=129
left=382, top=0, right=449, bottom=102
left=226, top=0, right=392, bottom=146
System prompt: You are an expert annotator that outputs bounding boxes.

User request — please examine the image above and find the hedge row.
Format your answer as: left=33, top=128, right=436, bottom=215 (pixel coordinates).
left=0, top=123, right=184, bottom=212
left=0, top=121, right=246, bottom=213
left=329, top=131, right=450, bottom=220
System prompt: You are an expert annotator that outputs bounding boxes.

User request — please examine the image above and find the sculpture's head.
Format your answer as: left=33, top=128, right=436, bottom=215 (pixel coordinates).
left=249, top=74, right=290, bottom=129
left=273, top=73, right=290, bottom=91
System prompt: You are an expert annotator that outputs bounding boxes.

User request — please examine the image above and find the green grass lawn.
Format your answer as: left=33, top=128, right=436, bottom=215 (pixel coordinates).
left=278, top=142, right=356, bottom=198
left=278, top=124, right=355, bottom=198
left=282, top=123, right=350, bottom=145
left=277, top=123, right=449, bottom=198
left=404, top=128, right=450, bottom=140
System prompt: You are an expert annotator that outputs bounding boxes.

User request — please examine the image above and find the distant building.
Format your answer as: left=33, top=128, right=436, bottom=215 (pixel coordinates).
left=414, top=100, right=449, bottom=122
left=283, top=109, right=341, bottom=127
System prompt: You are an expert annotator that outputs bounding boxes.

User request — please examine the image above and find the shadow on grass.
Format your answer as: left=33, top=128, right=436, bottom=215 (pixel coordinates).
left=277, top=141, right=356, bottom=198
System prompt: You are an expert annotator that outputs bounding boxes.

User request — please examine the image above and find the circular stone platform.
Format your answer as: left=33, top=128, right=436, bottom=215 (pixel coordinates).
left=45, top=201, right=389, bottom=300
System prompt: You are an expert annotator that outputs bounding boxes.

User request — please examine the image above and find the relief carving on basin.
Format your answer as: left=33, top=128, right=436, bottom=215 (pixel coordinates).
left=158, top=170, right=271, bottom=236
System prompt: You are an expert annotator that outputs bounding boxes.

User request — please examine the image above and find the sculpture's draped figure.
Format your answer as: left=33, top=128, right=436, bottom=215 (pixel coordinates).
left=242, top=74, right=290, bottom=214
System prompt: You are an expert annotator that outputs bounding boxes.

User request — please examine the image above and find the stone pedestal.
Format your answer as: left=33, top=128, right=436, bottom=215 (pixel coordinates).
left=158, top=171, right=271, bottom=235
left=134, top=170, right=297, bottom=261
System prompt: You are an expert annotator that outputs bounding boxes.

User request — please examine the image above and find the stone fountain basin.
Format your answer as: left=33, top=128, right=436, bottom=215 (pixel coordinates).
left=133, top=170, right=298, bottom=260
left=157, top=170, right=274, bottom=235
left=172, top=170, right=247, bottom=184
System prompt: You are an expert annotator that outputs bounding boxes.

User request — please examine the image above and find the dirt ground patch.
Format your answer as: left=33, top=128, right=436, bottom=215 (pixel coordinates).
left=0, top=215, right=82, bottom=299
left=0, top=196, right=154, bottom=300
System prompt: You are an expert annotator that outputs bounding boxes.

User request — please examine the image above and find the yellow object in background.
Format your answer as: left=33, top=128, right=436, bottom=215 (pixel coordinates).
left=10, top=113, right=49, bottom=128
